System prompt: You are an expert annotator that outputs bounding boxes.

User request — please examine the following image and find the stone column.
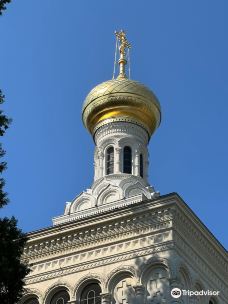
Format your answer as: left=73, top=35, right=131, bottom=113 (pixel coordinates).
left=101, top=293, right=111, bottom=304
left=133, top=284, right=146, bottom=304
left=145, top=151, right=149, bottom=182
left=98, top=150, right=104, bottom=178
left=134, top=149, right=140, bottom=176
left=114, top=147, right=121, bottom=174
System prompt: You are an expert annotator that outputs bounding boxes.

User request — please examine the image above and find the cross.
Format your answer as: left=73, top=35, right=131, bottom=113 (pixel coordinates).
left=114, top=30, right=131, bottom=78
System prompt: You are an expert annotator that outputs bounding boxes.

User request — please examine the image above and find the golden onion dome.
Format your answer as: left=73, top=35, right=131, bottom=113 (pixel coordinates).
left=82, top=77, right=161, bottom=136
left=82, top=30, right=161, bottom=137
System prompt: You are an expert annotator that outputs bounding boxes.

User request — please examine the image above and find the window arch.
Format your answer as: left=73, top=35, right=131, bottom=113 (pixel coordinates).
left=106, top=146, right=114, bottom=175
left=142, top=265, right=169, bottom=302
left=50, top=290, right=70, bottom=304
left=140, top=154, right=143, bottom=177
left=80, top=283, right=101, bottom=304
left=123, top=146, right=132, bottom=174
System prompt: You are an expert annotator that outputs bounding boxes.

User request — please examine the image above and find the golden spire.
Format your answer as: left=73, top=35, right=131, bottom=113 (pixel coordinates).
left=115, top=30, right=131, bottom=79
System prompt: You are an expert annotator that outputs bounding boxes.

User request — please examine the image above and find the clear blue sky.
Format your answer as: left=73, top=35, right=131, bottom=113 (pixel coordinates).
left=0, top=1, right=227, bottom=249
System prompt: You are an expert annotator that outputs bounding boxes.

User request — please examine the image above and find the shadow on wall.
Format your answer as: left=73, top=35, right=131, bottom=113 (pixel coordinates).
left=19, top=199, right=219, bottom=304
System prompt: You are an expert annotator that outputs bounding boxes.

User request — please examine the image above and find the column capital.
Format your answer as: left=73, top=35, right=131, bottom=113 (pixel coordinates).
left=135, top=149, right=140, bottom=155
left=101, top=292, right=111, bottom=304
left=133, top=284, right=145, bottom=296
left=115, top=147, right=121, bottom=153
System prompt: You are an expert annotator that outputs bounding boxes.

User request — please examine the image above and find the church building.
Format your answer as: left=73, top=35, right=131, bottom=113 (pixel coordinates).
left=19, top=31, right=228, bottom=304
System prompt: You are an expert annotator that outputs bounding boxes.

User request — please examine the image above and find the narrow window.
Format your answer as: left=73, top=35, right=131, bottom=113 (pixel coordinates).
left=106, top=146, right=114, bottom=175
left=123, top=146, right=132, bottom=174
left=140, top=154, right=143, bottom=177
left=80, top=283, right=101, bottom=304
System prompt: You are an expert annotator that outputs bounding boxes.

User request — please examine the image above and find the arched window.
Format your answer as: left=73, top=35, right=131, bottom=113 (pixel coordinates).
left=50, top=290, right=70, bottom=304
left=106, top=146, right=114, bottom=175
left=80, top=283, right=101, bottom=304
left=123, top=146, right=132, bottom=174
left=24, top=298, right=39, bottom=304
left=140, top=154, right=143, bottom=177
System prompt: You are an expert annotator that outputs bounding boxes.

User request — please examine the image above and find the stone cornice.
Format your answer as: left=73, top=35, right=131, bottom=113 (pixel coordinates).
left=23, top=193, right=227, bottom=279
left=174, top=209, right=228, bottom=276
left=53, top=193, right=148, bottom=226
left=25, top=242, right=174, bottom=284
left=26, top=193, right=176, bottom=240
left=23, top=204, right=173, bottom=262
left=94, top=121, right=148, bottom=144
left=173, top=195, right=228, bottom=262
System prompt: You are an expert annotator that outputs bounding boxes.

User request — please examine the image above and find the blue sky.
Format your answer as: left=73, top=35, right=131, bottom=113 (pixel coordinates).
left=0, top=1, right=227, bottom=249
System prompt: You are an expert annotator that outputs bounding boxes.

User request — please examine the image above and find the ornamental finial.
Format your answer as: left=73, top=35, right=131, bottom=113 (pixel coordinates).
left=115, top=30, right=131, bottom=79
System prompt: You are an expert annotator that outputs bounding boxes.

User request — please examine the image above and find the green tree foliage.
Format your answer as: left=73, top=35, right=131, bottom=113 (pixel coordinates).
left=0, top=217, right=30, bottom=303
left=0, top=91, right=30, bottom=303
left=0, top=90, right=11, bottom=208
left=0, top=0, right=11, bottom=15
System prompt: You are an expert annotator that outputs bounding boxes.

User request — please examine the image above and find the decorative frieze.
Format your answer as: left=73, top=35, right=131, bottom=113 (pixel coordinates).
left=29, top=231, right=172, bottom=277
left=24, top=205, right=174, bottom=262
left=25, top=243, right=174, bottom=284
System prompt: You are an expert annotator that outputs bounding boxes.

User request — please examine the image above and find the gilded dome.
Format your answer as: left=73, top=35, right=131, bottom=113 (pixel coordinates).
left=82, top=77, right=161, bottom=136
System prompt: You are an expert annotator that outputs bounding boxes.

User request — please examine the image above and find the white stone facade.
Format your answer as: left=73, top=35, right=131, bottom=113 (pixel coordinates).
left=20, top=193, right=228, bottom=304
left=93, top=121, right=149, bottom=181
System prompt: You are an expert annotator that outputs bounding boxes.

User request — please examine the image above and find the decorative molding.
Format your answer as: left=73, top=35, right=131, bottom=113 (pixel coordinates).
left=54, top=182, right=158, bottom=225
left=74, top=272, right=105, bottom=299
left=25, top=204, right=173, bottom=262
left=25, top=243, right=174, bottom=284
left=22, top=196, right=228, bottom=303
left=18, top=288, right=43, bottom=304
left=173, top=207, right=228, bottom=278
left=174, top=233, right=228, bottom=299
left=140, top=256, right=174, bottom=283
left=26, top=230, right=172, bottom=282
left=43, top=281, right=73, bottom=303
left=105, top=265, right=138, bottom=291
left=94, top=121, right=148, bottom=144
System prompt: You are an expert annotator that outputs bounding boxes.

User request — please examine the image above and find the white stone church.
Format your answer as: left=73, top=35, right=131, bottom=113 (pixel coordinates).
left=19, top=31, right=228, bottom=304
